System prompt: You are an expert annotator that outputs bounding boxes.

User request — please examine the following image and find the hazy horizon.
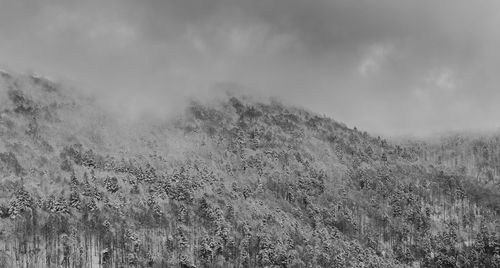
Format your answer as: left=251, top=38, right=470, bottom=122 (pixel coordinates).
left=1, top=0, right=499, bottom=137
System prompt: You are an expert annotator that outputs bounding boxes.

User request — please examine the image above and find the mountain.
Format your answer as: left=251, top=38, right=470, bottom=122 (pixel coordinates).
left=0, top=71, right=499, bottom=267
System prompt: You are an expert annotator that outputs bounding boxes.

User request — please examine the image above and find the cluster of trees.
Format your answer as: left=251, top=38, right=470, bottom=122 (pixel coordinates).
left=407, top=135, right=500, bottom=183
left=1, top=85, right=500, bottom=267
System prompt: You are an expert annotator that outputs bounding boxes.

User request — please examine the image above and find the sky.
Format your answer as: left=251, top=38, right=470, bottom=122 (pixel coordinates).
left=0, top=0, right=499, bottom=137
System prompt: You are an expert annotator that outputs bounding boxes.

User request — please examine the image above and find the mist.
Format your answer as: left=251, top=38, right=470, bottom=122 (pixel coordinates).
left=1, top=0, right=499, bottom=136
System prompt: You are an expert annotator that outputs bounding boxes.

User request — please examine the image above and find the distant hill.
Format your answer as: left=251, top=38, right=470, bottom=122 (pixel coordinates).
left=1, top=71, right=499, bottom=267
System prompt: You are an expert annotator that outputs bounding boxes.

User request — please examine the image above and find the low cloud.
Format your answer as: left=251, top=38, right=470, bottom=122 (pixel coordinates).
left=0, top=0, right=499, bottom=136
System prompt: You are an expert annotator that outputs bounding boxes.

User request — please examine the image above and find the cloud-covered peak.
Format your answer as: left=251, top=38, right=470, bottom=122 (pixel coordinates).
left=0, top=0, right=498, bottom=136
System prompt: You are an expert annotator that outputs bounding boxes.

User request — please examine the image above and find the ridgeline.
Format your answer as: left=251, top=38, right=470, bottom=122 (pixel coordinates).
left=1, top=71, right=499, bottom=267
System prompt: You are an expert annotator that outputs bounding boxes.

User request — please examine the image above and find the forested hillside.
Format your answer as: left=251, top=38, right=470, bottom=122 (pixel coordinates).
left=406, top=134, right=500, bottom=184
left=1, top=71, right=499, bottom=267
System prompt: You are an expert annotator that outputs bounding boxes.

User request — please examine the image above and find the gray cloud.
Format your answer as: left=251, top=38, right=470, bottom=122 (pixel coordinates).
left=0, top=0, right=499, bottom=136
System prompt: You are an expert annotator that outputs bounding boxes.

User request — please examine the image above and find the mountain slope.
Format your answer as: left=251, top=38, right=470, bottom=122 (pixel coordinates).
left=0, top=71, right=499, bottom=267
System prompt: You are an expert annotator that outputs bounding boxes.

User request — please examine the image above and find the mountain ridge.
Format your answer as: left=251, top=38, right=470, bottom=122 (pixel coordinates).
left=1, top=71, right=499, bottom=267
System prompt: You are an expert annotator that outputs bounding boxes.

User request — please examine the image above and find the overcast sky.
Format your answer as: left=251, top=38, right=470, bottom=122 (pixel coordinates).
left=1, top=0, right=499, bottom=136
